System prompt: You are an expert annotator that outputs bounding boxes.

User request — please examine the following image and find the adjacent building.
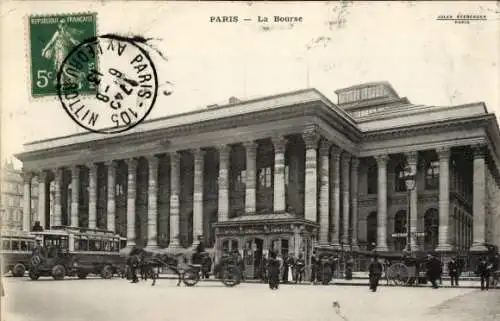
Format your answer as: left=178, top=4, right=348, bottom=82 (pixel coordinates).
left=14, top=82, right=500, bottom=278
left=1, top=160, right=38, bottom=231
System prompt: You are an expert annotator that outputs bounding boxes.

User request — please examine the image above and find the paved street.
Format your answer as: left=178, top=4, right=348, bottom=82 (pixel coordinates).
left=1, top=277, right=499, bottom=321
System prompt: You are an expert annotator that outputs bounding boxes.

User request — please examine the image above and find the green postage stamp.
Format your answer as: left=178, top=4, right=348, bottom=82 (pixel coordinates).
left=28, top=13, right=97, bottom=97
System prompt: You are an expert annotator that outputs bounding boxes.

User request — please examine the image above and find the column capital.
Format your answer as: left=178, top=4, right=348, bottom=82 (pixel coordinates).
left=272, top=136, right=287, bottom=153
left=243, top=141, right=258, bottom=151
left=169, top=151, right=181, bottom=163
left=38, top=170, right=48, bottom=181
left=191, top=148, right=205, bottom=160
left=302, top=126, right=320, bottom=149
left=351, top=157, right=360, bottom=169
left=341, top=152, right=351, bottom=166
left=319, top=140, right=332, bottom=156
left=21, top=171, right=33, bottom=183
left=54, top=167, right=63, bottom=180
left=84, top=162, right=97, bottom=169
left=374, top=154, right=389, bottom=166
left=104, top=160, right=117, bottom=168
left=217, top=144, right=231, bottom=157
left=436, top=147, right=451, bottom=160
left=405, top=151, right=419, bottom=165
left=331, top=145, right=342, bottom=160
left=70, top=164, right=82, bottom=172
left=146, top=155, right=160, bottom=167
left=471, top=144, right=487, bottom=159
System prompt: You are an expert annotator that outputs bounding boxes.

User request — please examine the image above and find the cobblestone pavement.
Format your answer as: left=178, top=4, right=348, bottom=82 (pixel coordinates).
left=1, top=277, right=497, bottom=321
left=425, top=289, right=500, bottom=321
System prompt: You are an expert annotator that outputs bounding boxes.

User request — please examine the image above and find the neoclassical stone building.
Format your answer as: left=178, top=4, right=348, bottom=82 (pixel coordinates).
left=16, top=82, right=500, bottom=277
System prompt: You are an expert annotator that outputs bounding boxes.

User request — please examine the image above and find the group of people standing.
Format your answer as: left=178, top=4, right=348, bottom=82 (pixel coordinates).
left=261, top=251, right=307, bottom=289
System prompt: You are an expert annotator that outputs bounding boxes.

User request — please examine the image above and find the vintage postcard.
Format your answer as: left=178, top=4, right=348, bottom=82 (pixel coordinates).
left=1, top=1, right=499, bottom=321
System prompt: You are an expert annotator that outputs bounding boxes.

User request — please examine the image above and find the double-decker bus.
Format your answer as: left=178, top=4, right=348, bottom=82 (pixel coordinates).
left=0, top=229, right=37, bottom=277
left=29, top=226, right=127, bottom=280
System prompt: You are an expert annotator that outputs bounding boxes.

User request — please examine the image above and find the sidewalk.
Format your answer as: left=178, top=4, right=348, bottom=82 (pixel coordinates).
left=157, top=273, right=495, bottom=289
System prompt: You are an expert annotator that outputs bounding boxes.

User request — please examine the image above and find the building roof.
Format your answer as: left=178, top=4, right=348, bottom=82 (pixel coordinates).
left=14, top=82, right=500, bottom=180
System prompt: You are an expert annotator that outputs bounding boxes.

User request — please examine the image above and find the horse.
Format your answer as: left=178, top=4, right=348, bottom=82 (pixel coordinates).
left=126, top=247, right=184, bottom=286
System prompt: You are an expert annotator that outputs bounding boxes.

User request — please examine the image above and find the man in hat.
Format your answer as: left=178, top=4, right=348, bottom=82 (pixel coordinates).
left=426, top=253, right=442, bottom=289
left=368, top=254, right=383, bottom=292
left=447, top=257, right=460, bottom=287
left=477, top=256, right=491, bottom=291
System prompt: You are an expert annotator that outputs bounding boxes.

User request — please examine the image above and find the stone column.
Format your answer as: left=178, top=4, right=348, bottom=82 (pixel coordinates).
left=192, top=149, right=205, bottom=246
left=302, top=126, right=320, bottom=223
left=87, top=163, right=98, bottom=230
left=105, top=162, right=116, bottom=232
left=38, top=171, right=47, bottom=229
left=70, top=166, right=80, bottom=228
left=375, top=155, right=389, bottom=251
left=169, top=153, right=180, bottom=248
left=218, top=145, right=230, bottom=222
left=53, top=168, right=63, bottom=227
left=22, top=172, right=33, bottom=231
left=243, top=141, right=257, bottom=214
left=470, top=145, right=487, bottom=252
left=318, top=140, right=331, bottom=244
left=126, top=159, right=137, bottom=247
left=406, top=151, right=419, bottom=251
left=272, top=136, right=287, bottom=213
left=436, top=147, right=453, bottom=252
left=330, top=146, right=341, bottom=248
left=341, top=153, right=351, bottom=245
left=146, top=156, right=159, bottom=249
left=350, top=158, right=360, bottom=250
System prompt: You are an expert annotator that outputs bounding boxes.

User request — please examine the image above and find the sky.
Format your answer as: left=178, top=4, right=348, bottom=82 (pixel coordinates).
left=1, top=1, right=499, bottom=169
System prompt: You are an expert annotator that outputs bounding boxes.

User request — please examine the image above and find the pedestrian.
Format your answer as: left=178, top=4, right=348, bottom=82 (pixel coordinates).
left=310, top=250, right=319, bottom=284
left=267, top=250, right=280, bottom=290
left=294, top=253, right=305, bottom=283
left=447, top=257, right=460, bottom=287
left=321, top=256, right=333, bottom=285
left=477, top=257, right=491, bottom=291
left=282, top=253, right=290, bottom=283
left=368, top=254, right=383, bottom=292
left=261, top=254, right=268, bottom=283
left=426, top=253, right=442, bottom=289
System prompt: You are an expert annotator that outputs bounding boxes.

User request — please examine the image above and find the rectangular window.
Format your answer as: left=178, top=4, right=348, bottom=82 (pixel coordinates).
left=285, top=165, right=289, bottom=186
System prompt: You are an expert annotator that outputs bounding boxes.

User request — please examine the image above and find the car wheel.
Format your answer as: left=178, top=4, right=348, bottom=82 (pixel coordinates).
left=29, top=269, right=40, bottom=280
left=12, top=263, right=26, bottom=277
left=101, top=265, right=113, bottom=279
left=52, top=265, right=66, bottom=280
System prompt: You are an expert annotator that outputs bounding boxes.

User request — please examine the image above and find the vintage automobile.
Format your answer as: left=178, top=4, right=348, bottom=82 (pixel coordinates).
left=29, top=226, right=127, bottom=280
left=0, top=229, right=37, bottom=277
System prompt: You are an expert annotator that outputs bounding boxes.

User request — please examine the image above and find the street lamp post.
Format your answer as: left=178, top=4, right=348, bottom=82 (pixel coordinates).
left=403, top=165, right=416, bottom=253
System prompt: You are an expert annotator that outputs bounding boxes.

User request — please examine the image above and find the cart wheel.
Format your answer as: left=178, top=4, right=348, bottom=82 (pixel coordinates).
left=387, top=263, right=409, bottom=286
left=12, top=263, right=26, bottom=277
left=52, top=265, right=66, bottom=280
left=101, top=265, right=114, bottom=279
left=221, top=266, right=240, bottom=287
left=29, top=269, right=40, bottom=280
left=182, top=268, right=200, bottom=287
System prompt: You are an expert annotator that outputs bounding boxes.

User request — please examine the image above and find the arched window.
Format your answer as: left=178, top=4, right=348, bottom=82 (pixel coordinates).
left=367, top=212, right=378, bottom=250
left=424, top=208, right=439, bottom=252
left=425, top=160, right=439, bottom=190
left=394, top=210, right=407, bottom=252
left=367, top=165, right=378, bottom=194
left=394, top=163, right=406, bottom=192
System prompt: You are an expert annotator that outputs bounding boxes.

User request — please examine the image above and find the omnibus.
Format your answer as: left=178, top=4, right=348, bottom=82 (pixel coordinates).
left=0, top=229, right=37, bottom=277
left=29, top=226, right=127, bottom=280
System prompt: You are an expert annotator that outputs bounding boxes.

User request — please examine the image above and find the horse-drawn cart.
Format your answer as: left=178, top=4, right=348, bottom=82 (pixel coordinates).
left=125, top=247, right=242, bottom=287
